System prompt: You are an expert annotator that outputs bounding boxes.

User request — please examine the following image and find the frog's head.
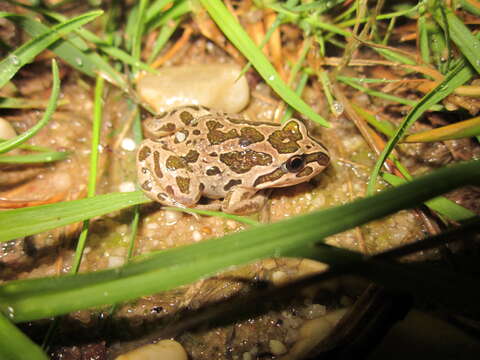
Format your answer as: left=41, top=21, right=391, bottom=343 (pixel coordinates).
left=253, top=119, right=330, bottom=189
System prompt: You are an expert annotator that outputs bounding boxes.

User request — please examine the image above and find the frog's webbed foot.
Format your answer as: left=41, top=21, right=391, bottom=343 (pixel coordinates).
left=222, top=189, right=268, bottom=215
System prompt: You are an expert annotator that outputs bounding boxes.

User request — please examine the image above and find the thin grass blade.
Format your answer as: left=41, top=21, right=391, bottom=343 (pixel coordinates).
left=0, top=97, right=63, bottom=109
left=0, top=10, right=102, bottom=88
left=432, top=4, right=480, bottom=74
left=366, top=59, right=475, bottom=194
left=0, top=60, right=60, bottom=154
left=0, top=151, right=69, bottom=163
left=199, top=0, right=330, bottom=127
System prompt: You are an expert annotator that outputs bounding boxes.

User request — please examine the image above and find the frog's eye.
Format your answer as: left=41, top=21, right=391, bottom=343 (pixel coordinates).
left=285, top=155, right=305, bottom=173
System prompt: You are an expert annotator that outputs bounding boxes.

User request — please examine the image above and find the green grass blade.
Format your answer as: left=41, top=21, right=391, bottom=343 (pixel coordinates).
left=0, top=97, right=64, bottom=109
left=131, top=0, right=148, bottom=63
left=366, top=59, right=475, bottom=195
left=432, top=4, right=480, bottom=75
left=70, top=76, right=105, bottom=274
left=0, top=60, right=60, bottom=154
left=0, top=191, right=151, bottom=242
left=351, top=103, right=396, bottom=137
left=382, top=172, right=475, bottom=222
left=199, top=0, right=330, bottom=127
left=418, top=11, right=431, bottom=64
left=4, top=7, right=131, bottom=88
left=33, top=7, right=155, bottom=73
left=338, top=3, right=420, bottom=27
left=0, top=313, right=47, bottom=360
left=0, top=160, right=478, bottom=322
left=338, top=75, right=417, bottom=106
left=0, top=10, right=102, bottom=88
left=146, top=0, right=173, bottom=21
left=145, top=0, right=190, bottom=33
left=373, top=47, right=416, bottom=65
left=427, top=19, right=449, bottom=73
left=0, top=151, right=69, bottom=163
left=147, top=18, right=181, bottom=63
left=461, top=0, right=480, bottom=16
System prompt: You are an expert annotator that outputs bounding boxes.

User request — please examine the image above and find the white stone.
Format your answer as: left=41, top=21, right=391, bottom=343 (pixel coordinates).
left=0, top=118, right=16, bottom=139
left=115, top=339, right=188, bottom=360
left=269, top=339, right=287, bottom=355
left=119, top=181, right=136, bottom=192
left=108, top=256, right=125, bottom=268
left=121, top=138, right=136, bottom=151
left=137, top=63, right=250, bottom=113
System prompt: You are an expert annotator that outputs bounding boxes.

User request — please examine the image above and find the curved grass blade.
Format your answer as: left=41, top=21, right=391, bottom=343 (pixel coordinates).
left=0, top=151, right=69, bottom=163
left=366, top=59, right=475, bottom=195
left=0, top=313, right=47, bottom=360
left=0, top=10, right=102, bottom=88
left=404, top=116, right=480, bottom=143
left=0, top=60, right=60, bottom=154
left=0, top=160, right=479, bottom=322
left=199, top=0, right=330, bottom=127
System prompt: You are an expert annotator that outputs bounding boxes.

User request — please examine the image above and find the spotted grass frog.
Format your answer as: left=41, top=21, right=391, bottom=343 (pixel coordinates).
left=137, top=106, right=330, bottom=215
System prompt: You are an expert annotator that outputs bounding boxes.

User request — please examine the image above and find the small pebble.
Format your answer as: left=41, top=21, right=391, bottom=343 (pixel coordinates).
left=108, top=256, right=125, bottom=268
left=119, top=181, right=136, bottom=193
left=192, top=230, right=202, bottom=242
left=115, top=339, right=188, bottom=360
left=164, top=210, right=182, bottom=225
left=0, top=117, right=16, bottom=139
left=269, top=340, right=287, bottom=355
left=121, top=138, right=136, bottom=151
left=271, top=270, right=288, bottom=286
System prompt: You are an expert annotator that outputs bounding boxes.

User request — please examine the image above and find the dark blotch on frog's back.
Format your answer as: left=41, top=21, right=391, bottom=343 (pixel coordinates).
left=180, top=111, right=194, bottom=125
left=267, top=121, right=303, bottom=154
left=138, top=146, right=151, bottom=161
left=153, top=151, right=163, bottom=178
left=176, top=176, right=190, bottom=194
left=220, top=149, right=273, bottom=174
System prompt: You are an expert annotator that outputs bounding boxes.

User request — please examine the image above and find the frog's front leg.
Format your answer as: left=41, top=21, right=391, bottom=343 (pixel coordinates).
left=143, top=105, right=212, bottom=138
left=222, top=188, right=268, bottom=215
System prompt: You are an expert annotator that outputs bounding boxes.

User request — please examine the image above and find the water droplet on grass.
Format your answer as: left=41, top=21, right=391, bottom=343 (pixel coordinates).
left=332, top=101, right=344, bottom=116
left=9, top=55, right=20, bottom=66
